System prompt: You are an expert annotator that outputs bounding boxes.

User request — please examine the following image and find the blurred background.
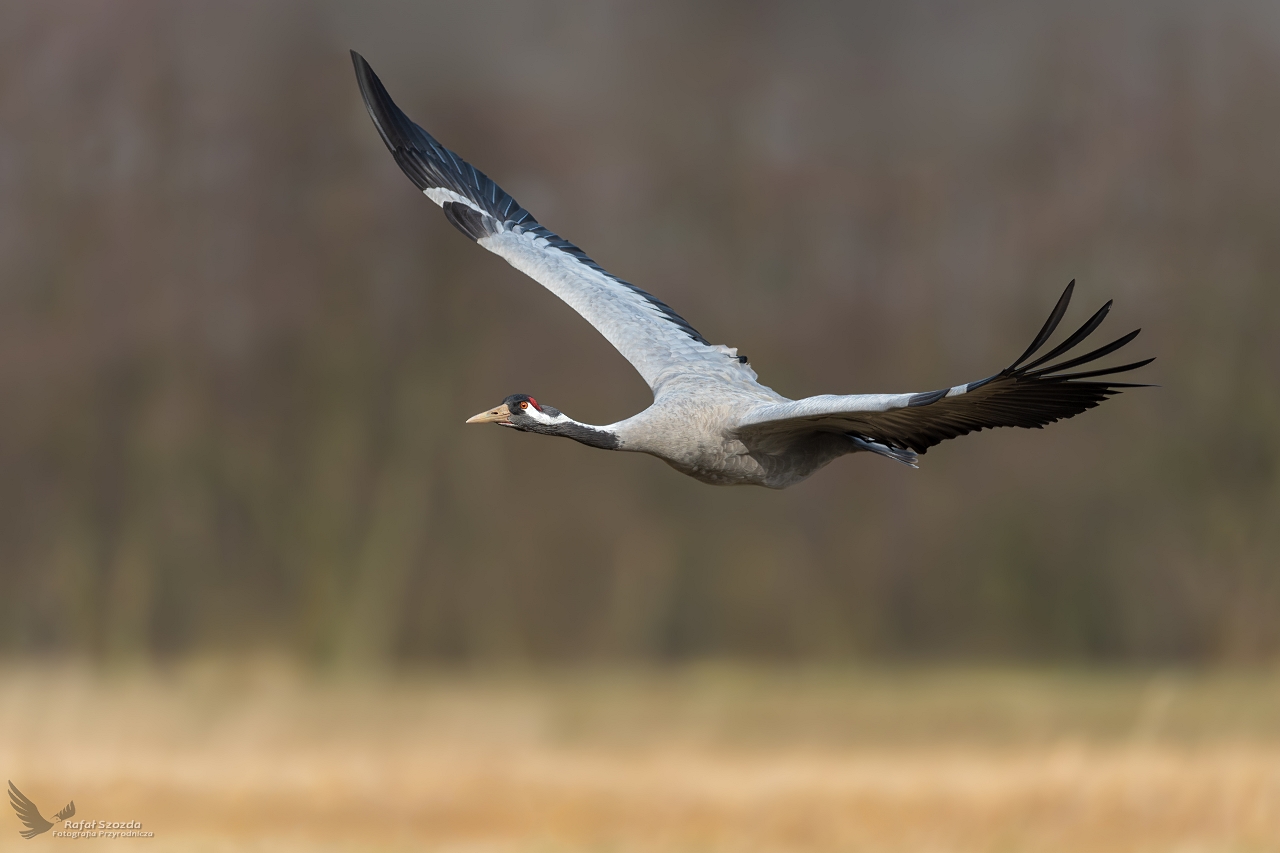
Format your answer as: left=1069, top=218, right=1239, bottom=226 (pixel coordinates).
left=4, top=0, right=1278, bottom=670
left=3, top=2, right=1280, bottom=850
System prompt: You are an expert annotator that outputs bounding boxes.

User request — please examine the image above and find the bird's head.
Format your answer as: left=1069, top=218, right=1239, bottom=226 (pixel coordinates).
left=466, top=394, right=559, bottom=432
left=464, top=394, right=622, bottom=449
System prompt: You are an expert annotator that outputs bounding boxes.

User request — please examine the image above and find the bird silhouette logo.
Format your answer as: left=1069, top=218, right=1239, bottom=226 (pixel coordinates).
left=8, top=782, right=75, bottom=839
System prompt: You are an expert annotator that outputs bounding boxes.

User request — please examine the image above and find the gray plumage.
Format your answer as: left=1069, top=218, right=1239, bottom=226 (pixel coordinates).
left=353, top=52, right=1152, bottom=489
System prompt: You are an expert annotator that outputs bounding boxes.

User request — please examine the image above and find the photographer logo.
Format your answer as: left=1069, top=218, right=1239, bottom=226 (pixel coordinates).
left=8, top=782, right=152, bottom=840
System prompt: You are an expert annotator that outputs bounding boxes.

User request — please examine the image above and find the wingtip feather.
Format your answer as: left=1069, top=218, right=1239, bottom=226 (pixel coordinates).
left=1009, top=280, right=1075, bottom=370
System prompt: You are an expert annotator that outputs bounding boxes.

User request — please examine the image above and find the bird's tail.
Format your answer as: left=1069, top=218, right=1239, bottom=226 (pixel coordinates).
left=848, top=434, right=919, bottom=468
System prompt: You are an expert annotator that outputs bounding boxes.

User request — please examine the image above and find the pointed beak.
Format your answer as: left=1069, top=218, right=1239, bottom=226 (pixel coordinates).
left=466, top=402, right=512, bottom=424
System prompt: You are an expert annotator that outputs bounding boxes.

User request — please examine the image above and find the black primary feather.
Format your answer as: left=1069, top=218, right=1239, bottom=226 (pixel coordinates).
left=1019, top=299, right=1112, bottom=372
left=1009, top=279, right=1075, bottom=370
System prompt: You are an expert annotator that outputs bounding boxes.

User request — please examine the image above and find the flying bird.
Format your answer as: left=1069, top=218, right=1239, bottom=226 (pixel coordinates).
left=352, top=52, right=1151, bottom=489
left=8, top=781, right=74, bottom=839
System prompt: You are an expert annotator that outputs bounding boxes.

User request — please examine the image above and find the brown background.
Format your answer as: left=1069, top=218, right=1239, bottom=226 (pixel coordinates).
left=1, top=0, right=1277, bottom=667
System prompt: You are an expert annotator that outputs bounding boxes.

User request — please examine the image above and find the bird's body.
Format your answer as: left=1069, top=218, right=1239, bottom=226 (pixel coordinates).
left=583, top=387, right=848, bottom=488
left=619, top=392, right=789, bottom=487
left=353, top=53, right=1151, bottom=489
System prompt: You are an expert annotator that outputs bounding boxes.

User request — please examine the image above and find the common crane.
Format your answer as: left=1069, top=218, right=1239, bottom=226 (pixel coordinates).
left=352, top=52, right=1151, bottom=489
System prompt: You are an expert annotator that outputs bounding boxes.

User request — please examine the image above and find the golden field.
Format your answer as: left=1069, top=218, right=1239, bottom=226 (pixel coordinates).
left=2, top=664, right=1280, bottom=851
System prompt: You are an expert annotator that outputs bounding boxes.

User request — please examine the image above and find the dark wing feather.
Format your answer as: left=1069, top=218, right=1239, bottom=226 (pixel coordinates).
left=1009, top=280, right=1075, bottom=370
left=735, top=283, right=1152, bottom=454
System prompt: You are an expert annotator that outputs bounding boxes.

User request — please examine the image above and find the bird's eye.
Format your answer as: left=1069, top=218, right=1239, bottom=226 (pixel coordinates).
left=519, top=401, right=529, bottom=410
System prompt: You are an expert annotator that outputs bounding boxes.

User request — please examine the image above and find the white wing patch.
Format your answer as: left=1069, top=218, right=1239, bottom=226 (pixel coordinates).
left=424, top=187, right=486, bottom=215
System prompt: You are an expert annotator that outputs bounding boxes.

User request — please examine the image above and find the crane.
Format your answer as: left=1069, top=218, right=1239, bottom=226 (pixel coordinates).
left=352, top=52, right=1151, bottom=489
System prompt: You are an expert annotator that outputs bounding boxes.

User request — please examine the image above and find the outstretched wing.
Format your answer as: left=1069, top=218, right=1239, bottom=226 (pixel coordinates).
left=8, top=781, right=53, bottom=839
left=735, top=282, right=1152, bottom=458
left=351, top=51, right=758, bottom=396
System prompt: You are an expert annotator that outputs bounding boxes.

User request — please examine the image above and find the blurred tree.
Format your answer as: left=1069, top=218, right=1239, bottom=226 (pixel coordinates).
left=0, top=0, right=1276, bottom=664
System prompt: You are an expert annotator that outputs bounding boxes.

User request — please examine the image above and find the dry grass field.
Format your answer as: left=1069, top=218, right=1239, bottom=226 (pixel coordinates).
left=3, top=663, right=1280, bottom=852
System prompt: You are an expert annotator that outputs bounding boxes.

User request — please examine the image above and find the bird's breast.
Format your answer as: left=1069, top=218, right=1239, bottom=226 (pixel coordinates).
left=612, top=397, right=774, bottom=486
